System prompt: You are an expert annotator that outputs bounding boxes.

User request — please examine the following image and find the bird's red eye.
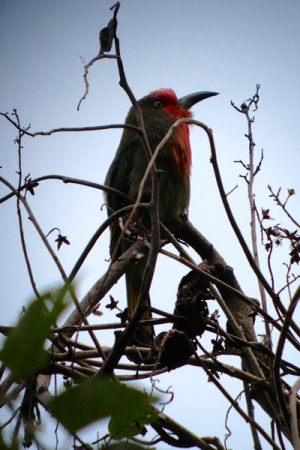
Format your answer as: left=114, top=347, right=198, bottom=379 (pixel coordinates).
left=154, top=100, right=163, bottom=108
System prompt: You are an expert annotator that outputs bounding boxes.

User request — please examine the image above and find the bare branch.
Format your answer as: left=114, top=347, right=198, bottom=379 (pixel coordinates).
left=0, top=174, right=129, bottom=204
left=12, top=112, right=41, bottom=299
left=0, top=111, right=139, bottom=136
left=77, top=54, right=117, bottom=110
left=195, top=340, right=281, bottom=450
left=233, top=90, right=272, bottom=346
left=268, top=185, right=300, bottom=229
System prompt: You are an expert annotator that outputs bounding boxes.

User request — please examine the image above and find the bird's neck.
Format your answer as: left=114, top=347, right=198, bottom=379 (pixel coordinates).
left=163, top=104, right=192, bottom=176
left=170, top=123, right=191, bottom=176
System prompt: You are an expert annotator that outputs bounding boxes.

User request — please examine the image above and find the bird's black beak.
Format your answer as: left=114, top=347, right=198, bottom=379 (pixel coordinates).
left=179, top=91, right=219, bottom=109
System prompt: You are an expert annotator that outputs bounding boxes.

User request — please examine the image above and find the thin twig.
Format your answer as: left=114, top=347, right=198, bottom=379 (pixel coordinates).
left=0, top=174, right=129, bottom=204
left=13, top=111, right=41, bottom=299
left=0, top=111, right=138, bottom=136
left=77, top=54, right=118, bottom=110
left=152, top=405, right=223, bottom=450
left=195, top=340, right=281, bottom=450
left=268, top=185, right=300, bottom=229
left=238, top=94, right=272, bottom=346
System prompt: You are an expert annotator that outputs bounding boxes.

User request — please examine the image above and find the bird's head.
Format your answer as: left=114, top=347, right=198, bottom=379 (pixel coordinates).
left=139, top=88, right=218, bottom=120
left=124, top=88, right=218, bottom=176
left=132, top=88, right=218, bottom=175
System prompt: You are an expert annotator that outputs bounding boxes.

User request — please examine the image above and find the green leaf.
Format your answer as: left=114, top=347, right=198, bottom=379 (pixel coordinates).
left=108, top=398, right=157, bottom=439
left=0, top=287, right=70, bottom=378
left=49, top=379, right=158, bottom=436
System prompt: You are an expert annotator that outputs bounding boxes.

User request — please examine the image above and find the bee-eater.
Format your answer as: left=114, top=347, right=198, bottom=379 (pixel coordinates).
left=105, top=88, right=218, bottom=344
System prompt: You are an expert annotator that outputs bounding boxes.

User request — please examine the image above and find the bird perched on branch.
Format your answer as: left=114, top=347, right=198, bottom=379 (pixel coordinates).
left=105, top=88, right=218, bottom=345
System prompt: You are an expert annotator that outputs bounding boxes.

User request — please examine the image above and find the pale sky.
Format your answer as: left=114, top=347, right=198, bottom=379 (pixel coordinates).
left=0, top=1, right=299, bottom=449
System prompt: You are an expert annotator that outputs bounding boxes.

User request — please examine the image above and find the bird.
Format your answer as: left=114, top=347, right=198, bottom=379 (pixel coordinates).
left=105, top=88, right=218, bottom=345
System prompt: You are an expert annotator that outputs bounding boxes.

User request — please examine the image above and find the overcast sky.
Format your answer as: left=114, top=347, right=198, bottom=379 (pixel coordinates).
left=1, top=1, right=299, bottom=449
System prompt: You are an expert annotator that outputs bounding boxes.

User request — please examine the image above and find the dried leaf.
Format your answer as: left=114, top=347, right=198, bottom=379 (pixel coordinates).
left=106, top=295, right=119, bottom=310
left=55, top=234, right=70, bottom=250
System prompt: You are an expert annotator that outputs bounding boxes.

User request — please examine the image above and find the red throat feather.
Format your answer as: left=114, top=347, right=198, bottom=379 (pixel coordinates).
left=152, top=88, right=192, bottom=176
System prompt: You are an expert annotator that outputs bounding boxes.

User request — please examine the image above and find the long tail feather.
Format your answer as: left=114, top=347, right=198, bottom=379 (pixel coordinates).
left=125, top=259, right=154, bottom=345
